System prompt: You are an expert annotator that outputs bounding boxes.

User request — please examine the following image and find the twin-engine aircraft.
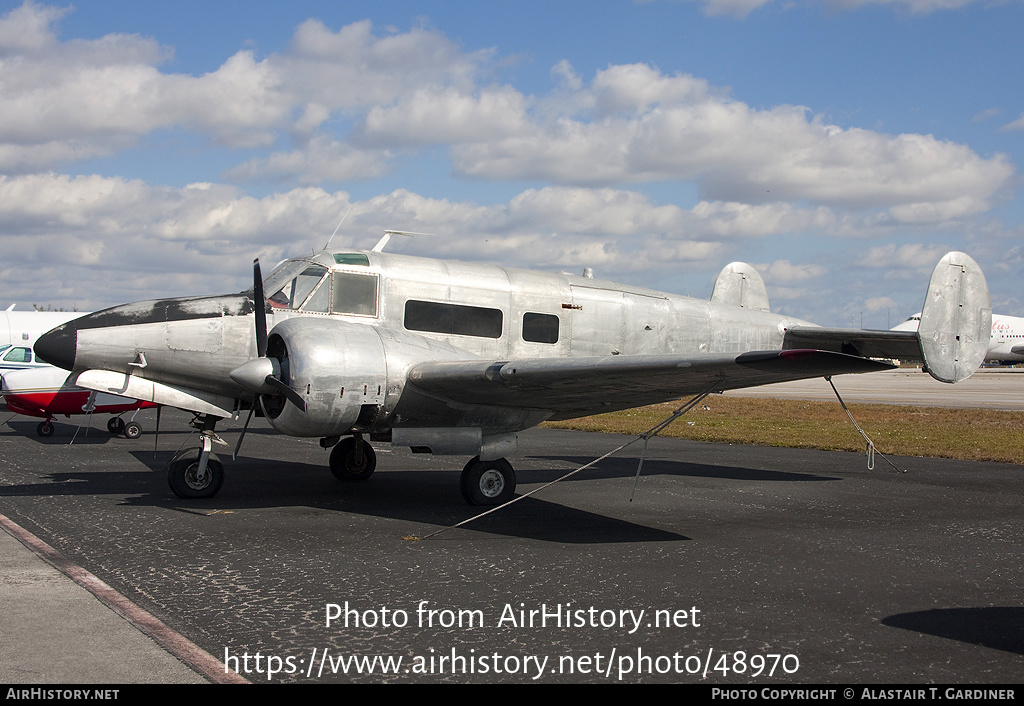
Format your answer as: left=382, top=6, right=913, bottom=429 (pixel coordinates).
left=33, top=244, right=991, bottom=504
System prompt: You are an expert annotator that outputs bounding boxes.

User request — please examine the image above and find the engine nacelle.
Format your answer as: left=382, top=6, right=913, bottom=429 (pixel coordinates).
left=261, top=317, right=386, bottom=437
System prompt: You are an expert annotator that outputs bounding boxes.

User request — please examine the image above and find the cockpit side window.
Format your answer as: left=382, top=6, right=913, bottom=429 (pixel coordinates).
left=268, top=265, right=328, bottom=309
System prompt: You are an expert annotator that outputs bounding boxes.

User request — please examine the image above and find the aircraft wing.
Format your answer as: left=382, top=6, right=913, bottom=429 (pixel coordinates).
left=782, top=327, right=921, bottom=360
left=408, top=349, right=894, bottom=421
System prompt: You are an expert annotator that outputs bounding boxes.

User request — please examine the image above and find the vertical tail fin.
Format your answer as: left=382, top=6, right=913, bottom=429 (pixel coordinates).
left=918, top=252, right=991, bottom=383
left=710, top=262, right=770, bottom=312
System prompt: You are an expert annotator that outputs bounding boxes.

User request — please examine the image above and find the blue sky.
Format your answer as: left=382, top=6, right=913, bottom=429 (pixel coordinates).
left=1, top=0, right=1021, bottom=328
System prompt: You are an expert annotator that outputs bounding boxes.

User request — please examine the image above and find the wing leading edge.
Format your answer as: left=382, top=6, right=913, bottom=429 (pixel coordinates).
left=408, top=349, right=894, bottom=421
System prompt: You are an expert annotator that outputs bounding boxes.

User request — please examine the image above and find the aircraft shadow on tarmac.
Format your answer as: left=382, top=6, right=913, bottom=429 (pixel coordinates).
left=1, top=425, right=844, bottom=543
left=528, top=454, right=841, bottom=483
left=92, top=450, right=692, bottom=543
left=882, top=607, right=1024, bottom=655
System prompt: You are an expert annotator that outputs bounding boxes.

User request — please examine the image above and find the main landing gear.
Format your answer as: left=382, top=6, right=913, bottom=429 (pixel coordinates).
left=461, top=456, right=516, bottom=506
left=329, top=435, right=377, bottom=481
left=325, top=435, right=518, bottom=506
left=106, top=416, right=142, bottom=439
left=34, top=417, right=141, bottom=439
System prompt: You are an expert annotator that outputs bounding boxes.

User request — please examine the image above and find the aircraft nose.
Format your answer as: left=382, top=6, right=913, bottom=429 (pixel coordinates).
left=34, top=322, right=77, bottom=371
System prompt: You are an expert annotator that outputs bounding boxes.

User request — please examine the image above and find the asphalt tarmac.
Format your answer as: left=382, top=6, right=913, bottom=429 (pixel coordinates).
left=1, top=403, right=1021, bottom=684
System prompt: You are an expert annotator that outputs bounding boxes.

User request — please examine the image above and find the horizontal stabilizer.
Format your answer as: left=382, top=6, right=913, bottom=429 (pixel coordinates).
left=711, top=262, right=770, bottom=312
left=784, top=251, right=990, bottom=384
left=783, top=327, right=920, bottom=360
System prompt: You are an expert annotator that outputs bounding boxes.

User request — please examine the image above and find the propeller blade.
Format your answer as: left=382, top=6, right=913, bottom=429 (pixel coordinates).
left=265, top=375, right=307, bottom=413
left=233, top=403, right=256, bottom=461
left=154, top=405, right=161, bottom=455
left=253, top=258, right=267, bottom=359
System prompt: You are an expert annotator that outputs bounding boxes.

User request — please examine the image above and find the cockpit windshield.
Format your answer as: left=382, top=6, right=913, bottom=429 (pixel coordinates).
left=265, top=262, right=329, bottom=310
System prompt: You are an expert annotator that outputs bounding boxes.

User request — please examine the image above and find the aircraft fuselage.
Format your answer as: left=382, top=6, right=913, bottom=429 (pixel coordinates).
left=36, top=249, right=810, bottom=440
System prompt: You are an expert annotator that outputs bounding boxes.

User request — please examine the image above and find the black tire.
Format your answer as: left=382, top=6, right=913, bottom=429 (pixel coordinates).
left=37, top=421, right=54, bottom=438
left=329, top=437, right=376, bottom=481
left=167, top=449, right=224, bottom=499
left=460, top=456, right=516, bottom=506
left=123, top=422, right=142, bottom=439
left=107, top=417, right=125, bottom=434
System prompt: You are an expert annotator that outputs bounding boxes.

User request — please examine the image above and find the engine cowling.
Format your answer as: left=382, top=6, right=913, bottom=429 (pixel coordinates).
left=260, top=317, right=387, bottom=437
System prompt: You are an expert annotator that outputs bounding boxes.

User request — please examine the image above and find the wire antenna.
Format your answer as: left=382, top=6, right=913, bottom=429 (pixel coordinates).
left=323, top=206, right=353, bottom=252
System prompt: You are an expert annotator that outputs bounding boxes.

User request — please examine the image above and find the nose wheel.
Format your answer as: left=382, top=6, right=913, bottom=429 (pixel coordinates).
left=460, top=457, right=516, bottom=506
left=167, top=447, right=224, bottom=499
left=168, top=418, right=226, bottom=499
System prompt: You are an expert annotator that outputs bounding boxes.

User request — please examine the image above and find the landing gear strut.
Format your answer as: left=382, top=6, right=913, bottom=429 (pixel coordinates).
left=460, top=456, right=516, bottom=506
left=167, top=415, right=225, bottom=499
left=167, top=448, right=224, bottom=499
left=330, top=435, right=376, bottom=481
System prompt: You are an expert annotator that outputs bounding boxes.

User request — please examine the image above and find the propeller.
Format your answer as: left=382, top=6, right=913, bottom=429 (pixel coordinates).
left=230, top=259, right=307, bottom=459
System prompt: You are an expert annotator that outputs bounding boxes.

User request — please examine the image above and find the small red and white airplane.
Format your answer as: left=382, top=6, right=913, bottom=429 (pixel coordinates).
left=1, top=365, right=156, bottom=438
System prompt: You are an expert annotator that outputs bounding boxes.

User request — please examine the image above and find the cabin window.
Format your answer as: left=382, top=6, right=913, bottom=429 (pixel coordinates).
left=269, top=264, right=328, bottom=309
left=332, top=272, right=379, bottom=317
left=404, top=300, right=503, bottom=338
left=522, top=312, right=559, bottom=344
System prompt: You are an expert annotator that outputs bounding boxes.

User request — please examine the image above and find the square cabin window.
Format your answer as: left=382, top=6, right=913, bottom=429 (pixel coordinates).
left=523, top=312, right=559, bottom=344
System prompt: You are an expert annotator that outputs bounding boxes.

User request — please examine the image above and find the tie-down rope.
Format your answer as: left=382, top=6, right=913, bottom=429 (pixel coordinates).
left=826, top=376, right=905, bottom=474
left=409, top=383, right=720, bottom=540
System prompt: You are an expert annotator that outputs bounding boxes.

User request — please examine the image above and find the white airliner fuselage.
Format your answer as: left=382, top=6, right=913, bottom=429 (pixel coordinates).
left=893, top=313, right=1024, bottom=363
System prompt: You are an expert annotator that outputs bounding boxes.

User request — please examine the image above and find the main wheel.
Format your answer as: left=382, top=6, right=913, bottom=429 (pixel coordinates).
left=123, top=421, right=142, bottom=439
left=460, top=457, right=516, bottom=506
left=329, top=437, right=376, bottom=481
left=107, top=417, right=125, bottom=434
left=167, top=449, right=224, bottom=499
left=36, top=421, right=54, bottom=437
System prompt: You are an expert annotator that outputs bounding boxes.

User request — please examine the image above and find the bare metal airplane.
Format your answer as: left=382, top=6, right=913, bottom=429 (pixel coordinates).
left=33, top=243, right=990, bottom=504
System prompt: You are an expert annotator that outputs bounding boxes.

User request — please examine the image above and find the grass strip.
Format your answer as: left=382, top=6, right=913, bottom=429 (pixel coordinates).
left=542, top=395, right=1024, bottom=464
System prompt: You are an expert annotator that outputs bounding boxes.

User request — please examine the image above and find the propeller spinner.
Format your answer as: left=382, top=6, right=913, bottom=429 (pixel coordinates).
left=230, top=259, right=307, bottom=458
